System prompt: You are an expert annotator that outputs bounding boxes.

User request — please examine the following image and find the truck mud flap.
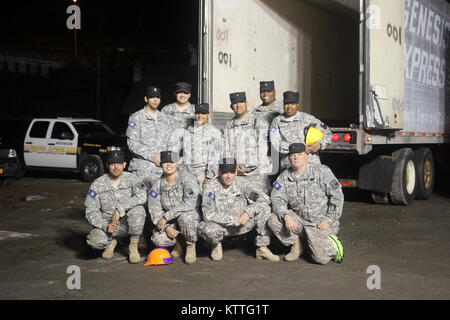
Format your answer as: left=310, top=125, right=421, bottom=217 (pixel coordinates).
left=358, top=156, right=394, bottom=194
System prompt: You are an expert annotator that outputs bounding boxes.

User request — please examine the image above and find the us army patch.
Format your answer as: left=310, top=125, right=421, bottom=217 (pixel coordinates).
left=185, top=188, right=195, bottom=198
left=249, top=191, right=259, bottom=202
left=88, top=189, right=97, bottom=199
left=149, top=189, right=159, bottom=199
left=208, top=192, right=215, bottom=202
left=270, top=126, right=278, bottom=133
left=128, top=120, right=137, bottom=127
left=331, top=179, right=340, bottom=189
left=273, top=181, right=282, bottom=191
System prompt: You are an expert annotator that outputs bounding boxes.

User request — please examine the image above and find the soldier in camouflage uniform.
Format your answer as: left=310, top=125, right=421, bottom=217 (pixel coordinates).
left=161, top=82, right=196, bottom=130
left=126, top=86, right=172, bottom=188
left=198, top=158, right=279, bottom=261
left=269, top=143, right=344, bottom=264
left=147, top=151, right=201, bottom=265
left=252, top=80, right=284, bottom=125
left=85, top=151, right=147, bottom=264
left=168, top=103, right=222, bottom=188
left=270, top=91, right=332, bottom=171
left=222, top=92, right=272, bottom=194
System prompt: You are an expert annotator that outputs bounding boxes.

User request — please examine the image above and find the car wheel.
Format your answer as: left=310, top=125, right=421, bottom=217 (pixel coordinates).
left=80, top=155, right=104, bottom=182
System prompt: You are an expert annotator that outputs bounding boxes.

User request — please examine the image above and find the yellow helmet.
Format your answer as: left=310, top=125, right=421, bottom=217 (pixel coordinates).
left=304, top=126, right=323, bottom=146
left=144, top=248, right=173, bottom=266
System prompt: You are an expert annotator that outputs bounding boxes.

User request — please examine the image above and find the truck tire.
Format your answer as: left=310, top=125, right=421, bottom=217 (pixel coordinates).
left=389, top=148, right=416, bottom=205
left=80, top=155, right=104, bottom=182
left=370, top=191, right=389, bottom=204
left=413, top=147, right=434, bottom=200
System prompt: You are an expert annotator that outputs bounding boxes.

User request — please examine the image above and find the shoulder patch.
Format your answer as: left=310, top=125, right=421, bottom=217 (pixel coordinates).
left=149, top=189, right=159, bottom=199
left=248, top=191, right=259, bottom=202
left=273, top=181, right=282, bottom=191
left=185, top=187, right=195, bottom=198
left=88, top=189, right=97, bottom=199
left=128, top=120, right=137, bottom=127
left=330, top=179, right=340, bottom=189
left=270, top=125, right=278, bottom=133
left=208, top=192, right=216, bottom=202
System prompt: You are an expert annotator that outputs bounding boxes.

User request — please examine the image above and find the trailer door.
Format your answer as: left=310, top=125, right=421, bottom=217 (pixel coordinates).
left=364, top=0, right=404, bottom=130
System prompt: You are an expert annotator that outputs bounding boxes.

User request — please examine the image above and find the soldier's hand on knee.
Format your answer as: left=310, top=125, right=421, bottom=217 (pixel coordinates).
left=284, top=214, right=298, bottom=231
left=239, top=212, right=250, bottom=226
left=306, top=142, right=321, bottom=154
left=157, top=217, right=167, bottom=231
left=166, top=226, right=180, bottom=239
left=107, top=222, right=118, bottom=233
left=317, top=220, right=330, bottom=230
left=112, top=210, right=120, bottom=226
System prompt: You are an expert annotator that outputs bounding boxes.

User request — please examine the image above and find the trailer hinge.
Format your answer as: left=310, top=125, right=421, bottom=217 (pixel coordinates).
left=203, top=25, right=207, bottom=36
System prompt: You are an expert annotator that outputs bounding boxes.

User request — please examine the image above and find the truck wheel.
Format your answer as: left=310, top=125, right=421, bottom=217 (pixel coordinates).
left=370, top=192, right=389, bottom=204
left=414, top=147, right=434, bottom=200
left=80, top=155, right=104, bottom=182
left=389, top=148, right=416, bottom=205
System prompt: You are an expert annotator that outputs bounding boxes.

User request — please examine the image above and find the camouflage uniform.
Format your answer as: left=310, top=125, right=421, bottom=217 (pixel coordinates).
left=126, top=107, right=172, bottom=187
left=198, top=176, right=272, bottom=247
left=222, top=113, right=272, bottom=193
left=169, top=122, right=222, bottom=187
left=147, top=170, right=201, bottom=247
left=252, top=100, right=284, bottom=125
left=270, top=111, right=332, bottom=169
left=161, top=103, right=196, bottom=130
left=85, top=172, right=147, bottom=250
left=269, top=163, right=344, bottom=264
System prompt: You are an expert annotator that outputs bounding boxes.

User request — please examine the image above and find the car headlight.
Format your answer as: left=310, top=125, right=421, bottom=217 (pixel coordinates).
left=7, top=149, right=17, bottom=158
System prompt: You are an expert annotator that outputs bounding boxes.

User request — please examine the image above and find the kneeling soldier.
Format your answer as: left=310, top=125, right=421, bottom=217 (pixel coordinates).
left=147, top=151, right=201, bottom=264
left=198, top=158, right=279, bottom=261
left=269, top=143, right=344, bottom=264
left=85, top=150, right=147, bottom=263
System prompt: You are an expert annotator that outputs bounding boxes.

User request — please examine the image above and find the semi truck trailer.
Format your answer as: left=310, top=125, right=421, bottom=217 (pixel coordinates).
left=195, top=0, right=449, bottom=205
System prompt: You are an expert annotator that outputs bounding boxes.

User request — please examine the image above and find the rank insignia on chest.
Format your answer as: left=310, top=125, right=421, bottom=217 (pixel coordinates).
left=208, top=192, right=215, bottom=202
left=128, top=120, right=137, bottom=127
left=270, top=126, right=278, bottom=133
left=273, top=181, right=282, bottom=190
left=149, top=189, right=159, bottom=199
left=88, top=189, right=97, bottom=199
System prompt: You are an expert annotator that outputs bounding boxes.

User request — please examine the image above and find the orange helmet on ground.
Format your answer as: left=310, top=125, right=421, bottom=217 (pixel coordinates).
left=144, top=247, right=173, bottom=266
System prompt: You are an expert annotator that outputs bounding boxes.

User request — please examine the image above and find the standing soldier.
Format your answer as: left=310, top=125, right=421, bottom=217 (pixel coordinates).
left=270, top=91, right=332, bottom=171
left=269, top=143, right=344, bottom=264
left=222, top=91, right=272, bottom=194
left=147, top=151, right=201, bottom=265
left=126, top=85, right=172, bottom=188
left=85, top=150, right=147, bottom=264
left=252, top=80, right=284, bottom=125
left=162, top=82, right=196, bottom=130
left=198, top=158, right=279, bottom=261
left=168, top=103, right=222, bottom=188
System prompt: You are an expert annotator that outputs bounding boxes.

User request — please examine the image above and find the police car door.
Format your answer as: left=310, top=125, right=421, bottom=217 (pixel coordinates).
left=45, top=121, right=78, bottom=168
left=23, top=120, right=51, bottom=167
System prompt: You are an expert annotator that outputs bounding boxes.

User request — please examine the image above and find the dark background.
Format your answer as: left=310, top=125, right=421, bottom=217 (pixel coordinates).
left=0, top=0, right=199, bottom=134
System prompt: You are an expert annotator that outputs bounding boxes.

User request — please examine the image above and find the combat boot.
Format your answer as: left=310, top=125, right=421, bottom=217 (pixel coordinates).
left=102, top=239, right=117, bottom=259
left=284, top=238, right=302, bottom=262
left=211, top=242, right=223, bottom=261
left=256, top=246, right=280, bottom=261
left=171, top=239, right=183, bottom=258
left=185, top=241, right=196, bottom=265
left=128, top=237, right=140, bottom=264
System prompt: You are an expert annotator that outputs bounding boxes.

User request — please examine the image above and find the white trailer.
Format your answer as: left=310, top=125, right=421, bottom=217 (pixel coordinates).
left=197, top=0, right=450, bottom=205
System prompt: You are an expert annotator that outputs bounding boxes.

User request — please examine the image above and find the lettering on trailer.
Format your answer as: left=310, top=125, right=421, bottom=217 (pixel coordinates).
left=23, top=145, right=80, bottom=155
left=404, top=0, right=449, bottom=88
left=216, top=24, right=232, bottom=68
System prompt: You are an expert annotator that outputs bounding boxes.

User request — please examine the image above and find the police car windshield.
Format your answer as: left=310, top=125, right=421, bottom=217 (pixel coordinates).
left=72, top=122, right=116, bottom=136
